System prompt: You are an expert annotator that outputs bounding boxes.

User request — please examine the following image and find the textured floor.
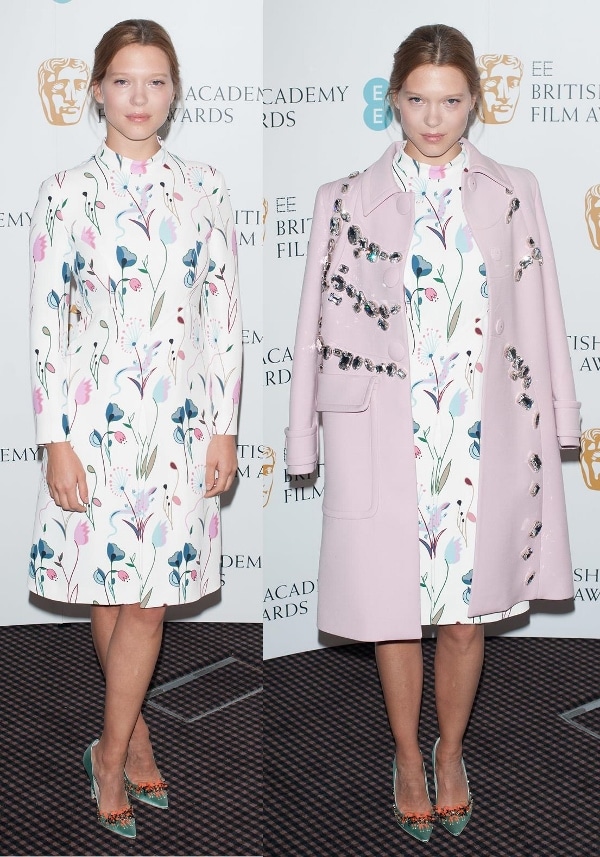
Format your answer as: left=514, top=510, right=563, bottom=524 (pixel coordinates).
left=0, top=621, right=262, bottom=857
left=264, top=637, right=600, bottom=856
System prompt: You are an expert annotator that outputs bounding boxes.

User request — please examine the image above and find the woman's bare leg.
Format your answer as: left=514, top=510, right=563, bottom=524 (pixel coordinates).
left=90, top=605, right=162, bottom=782
left=89, top=603, right=166, bottom=813
left=433, top=623, right=484, bottom=807
left=376, top=640, right=431, bottom=814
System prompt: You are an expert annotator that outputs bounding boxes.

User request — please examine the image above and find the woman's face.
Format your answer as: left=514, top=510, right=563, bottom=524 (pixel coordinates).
left=394, top=63, right=475, bottom=165
left=93, top=43, right=174, bottom=159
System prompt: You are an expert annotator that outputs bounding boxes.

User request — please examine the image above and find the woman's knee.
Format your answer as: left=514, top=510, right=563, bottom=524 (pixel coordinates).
left=438, top=622, right=483, bottom=649
left=121, top=602, right=166, bottom=630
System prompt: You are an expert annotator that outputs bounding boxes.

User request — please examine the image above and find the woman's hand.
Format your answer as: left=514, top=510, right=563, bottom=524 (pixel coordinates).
left=204, top=435, right=238, bottom=497
left=44, top=442, right=89, bottom=512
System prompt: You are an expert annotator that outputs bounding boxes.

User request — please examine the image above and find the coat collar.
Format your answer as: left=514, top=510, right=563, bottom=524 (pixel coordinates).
left=361, top=137, right=514, bottom=216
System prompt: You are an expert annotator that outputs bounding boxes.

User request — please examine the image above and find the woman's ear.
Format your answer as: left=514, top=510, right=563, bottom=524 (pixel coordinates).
left=92, top=82, right=103, bottom=105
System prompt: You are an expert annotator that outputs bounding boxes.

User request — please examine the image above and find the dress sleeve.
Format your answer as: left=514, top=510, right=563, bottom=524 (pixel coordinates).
left=203, top=170, right=242, bottom=435
left=532, top=175, right=581, bottom=447
left=29, top=175, right=73, bottom=444
left=285, top=184, right=330, bottom=474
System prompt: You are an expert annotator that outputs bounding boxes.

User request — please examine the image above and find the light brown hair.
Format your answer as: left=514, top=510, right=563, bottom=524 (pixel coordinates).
left=388, top=24, right=481, bottom=113
left=90, top=19, right=182, bottom=104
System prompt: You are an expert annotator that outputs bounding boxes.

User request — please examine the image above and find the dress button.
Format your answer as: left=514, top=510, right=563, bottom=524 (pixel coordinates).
left=495, top=319, right=504, bottom=334
left=383, top=268, right=401, bottom=288
left=388, top=342, right=405, bottom=361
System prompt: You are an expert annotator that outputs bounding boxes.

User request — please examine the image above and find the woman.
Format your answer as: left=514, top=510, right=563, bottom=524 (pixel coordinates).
left=29, top=19, right=241, bottom=838
left=286, top=24, right=579, bottom=842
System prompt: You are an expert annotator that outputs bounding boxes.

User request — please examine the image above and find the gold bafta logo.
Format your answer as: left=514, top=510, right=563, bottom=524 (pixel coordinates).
left=477, top=54, right=523, bottom=124
left=260, top=446, right=276, bottom=508
left=585, top=185, right=600, bottom=249
left=580, top=428, right=600, bottom=489
left=38, top=58, right=90, bottom=126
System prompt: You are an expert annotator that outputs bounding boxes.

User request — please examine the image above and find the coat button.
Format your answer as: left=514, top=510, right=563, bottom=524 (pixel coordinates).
left=495, top=319, right=504, bottom=334
left=383, top=268, right=401, bottom=288
left=525, top=571, right=536, bottom=585
left=388, top=342, right=405, bottom=361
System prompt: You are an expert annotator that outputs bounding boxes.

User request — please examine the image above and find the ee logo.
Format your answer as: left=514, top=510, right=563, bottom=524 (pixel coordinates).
left=363, top=78, right=393, bottom=131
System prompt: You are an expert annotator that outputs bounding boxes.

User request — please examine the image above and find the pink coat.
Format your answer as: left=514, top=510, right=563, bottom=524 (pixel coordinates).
left=285, top=139, right=581, bottom=642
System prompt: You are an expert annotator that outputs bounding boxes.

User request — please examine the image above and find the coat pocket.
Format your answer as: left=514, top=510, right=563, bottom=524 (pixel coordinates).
left=317, top=373, right=379, bottom=519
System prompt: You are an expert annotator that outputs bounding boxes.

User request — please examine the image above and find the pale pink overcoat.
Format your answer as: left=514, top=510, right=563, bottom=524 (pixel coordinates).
left=285, top=139, right=581, bottom=642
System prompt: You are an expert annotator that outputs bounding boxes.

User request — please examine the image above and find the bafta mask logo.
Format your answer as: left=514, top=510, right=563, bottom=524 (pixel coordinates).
left=260, top=446, right=276, bottom=508
left=477, top=54, right=523, bottom=124
left=38, top=57, right=90, bottom=126
left=585, top=185, right=600, bottom=249
left=580, top=428, right=600, bottom=489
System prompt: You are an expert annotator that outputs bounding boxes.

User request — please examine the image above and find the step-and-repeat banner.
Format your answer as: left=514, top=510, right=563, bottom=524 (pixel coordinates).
left=2, top=0, right=262, bottom=625
left=264, top=0, right=600, bottom=658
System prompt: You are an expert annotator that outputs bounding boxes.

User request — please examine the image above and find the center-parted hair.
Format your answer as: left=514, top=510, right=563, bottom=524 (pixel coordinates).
left=388, top=24, right=481, bottom=112
left=90, top=19, right=182, bottom=105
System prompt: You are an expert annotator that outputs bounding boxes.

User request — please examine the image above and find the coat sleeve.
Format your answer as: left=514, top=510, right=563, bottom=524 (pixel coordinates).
left=204, top=170, right=242, bottom=435
left=29, top=175, right=73, bottom=445
left=284, top=184, right=330, bottom=474
left=533, top=175, right=581, bottom=447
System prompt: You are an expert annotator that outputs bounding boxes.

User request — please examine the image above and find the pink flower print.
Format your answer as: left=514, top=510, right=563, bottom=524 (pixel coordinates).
left=129, top=278, right=142, bottom=291
left=74, top=378, right=92, bottom=405
left=428, top=165, right=446, bottom=180
left=74, top=520, right=90, bottom=546
left=209, top=282, right=218, bottom=295
left=414, top=446, right=422, bottom=458
left=131, top=161, right=148, bottom=175
left=208, top=513, right=219, bottom=540
left=194, top=428, right=204, bottom=440
left=113, top=431, right=126, bottom=443
left=46, top=568, right=58, bottom=581
left=33, top=386, right=43, bottom=415
left=424, top=288, right=438, bottom=302
left=117, top=569, right=130, bottom=581
left=191, top=569, right=198, bottom=581
left=32, top=234, right=47, bottom=262
left=85, top=279, right=96, bottom=292
left=81, top=226, right=96, bottom=248
left=232, top=378, right=241, bottom=406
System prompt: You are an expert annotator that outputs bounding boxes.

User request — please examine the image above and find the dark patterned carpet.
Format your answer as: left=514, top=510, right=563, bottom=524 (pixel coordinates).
left=264, top=637, right=600, bottom=857
left=0, top=621, right=262, bottom=857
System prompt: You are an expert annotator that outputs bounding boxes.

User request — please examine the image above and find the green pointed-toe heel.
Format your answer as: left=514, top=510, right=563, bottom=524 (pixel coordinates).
left=82, top=740, right=137, bottom=839
left=432, top=737, right=473, bottom=836
left=392, top=756, right=435, bottom=843
left=125, top=771, right=169, bottom=809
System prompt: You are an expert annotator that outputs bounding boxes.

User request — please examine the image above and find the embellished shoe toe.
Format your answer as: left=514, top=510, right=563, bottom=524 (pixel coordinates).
left=432, top=737, right=473, bottom=836
left=392, top=757, right=435, bottom=843
left=125, top=772, right=169, bottom=809
left=83, top=740, right=136, bottom=838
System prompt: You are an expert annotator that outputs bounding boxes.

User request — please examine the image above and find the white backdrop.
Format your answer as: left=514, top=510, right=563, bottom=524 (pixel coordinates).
left=264, top=0, right=600, bottom=658
left=1, top=0, right=262, bottom=624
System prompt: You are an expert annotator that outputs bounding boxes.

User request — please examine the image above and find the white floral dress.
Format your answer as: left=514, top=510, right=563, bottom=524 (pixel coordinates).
left=29, top=141, right=241, bottom=608
left=393, top=144, right=527, bottom=625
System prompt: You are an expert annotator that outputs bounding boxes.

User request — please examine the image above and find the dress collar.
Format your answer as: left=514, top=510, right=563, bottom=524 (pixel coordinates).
left=361, top=138, right=514, bottom=216
left=94, top=137, right=167, bottom=174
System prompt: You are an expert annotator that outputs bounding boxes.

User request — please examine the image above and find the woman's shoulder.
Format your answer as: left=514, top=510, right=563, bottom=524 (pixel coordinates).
left=35, top=154, right=96, bottom=194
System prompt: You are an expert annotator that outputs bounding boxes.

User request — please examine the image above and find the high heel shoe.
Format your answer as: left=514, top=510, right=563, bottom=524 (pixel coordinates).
left=82, top=740, right=136, bottom=839
left=432, top=737, right=473, bottom=835
left=125, top=771, right=169, bottom=809
left=392, top=756, right=435, bottom=842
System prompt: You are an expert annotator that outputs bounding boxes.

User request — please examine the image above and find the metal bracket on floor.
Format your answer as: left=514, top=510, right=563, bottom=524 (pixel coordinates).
left=146, top=655, right=263, bottom=722
left=559, top=697, right=600, bottom=740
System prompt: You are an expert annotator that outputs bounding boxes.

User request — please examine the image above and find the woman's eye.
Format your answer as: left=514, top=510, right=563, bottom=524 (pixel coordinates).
left=150, top=80, right=165, bottom=86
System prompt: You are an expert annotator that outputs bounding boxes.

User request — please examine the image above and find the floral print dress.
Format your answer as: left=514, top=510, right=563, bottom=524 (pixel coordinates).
left=393, top=144, right=527, bottom=625
left=29, top=141, right=241, bottom=608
